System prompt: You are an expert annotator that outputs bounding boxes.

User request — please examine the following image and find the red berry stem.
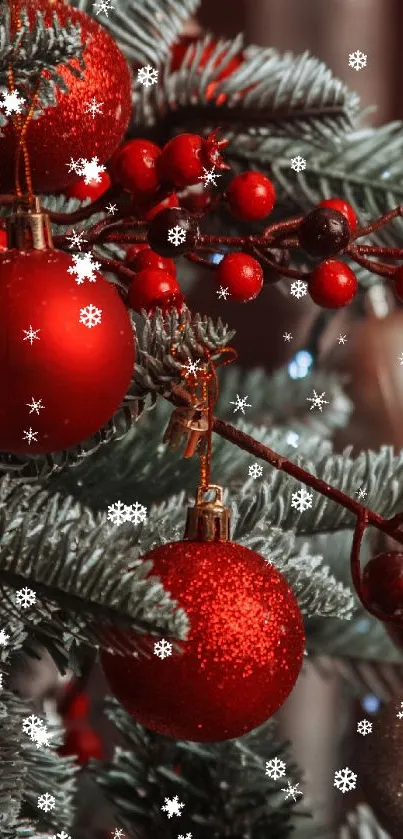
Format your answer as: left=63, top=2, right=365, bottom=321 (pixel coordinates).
left=348, top=245, right=396, bottom=277
left=249, top=245, right=308, bottom=280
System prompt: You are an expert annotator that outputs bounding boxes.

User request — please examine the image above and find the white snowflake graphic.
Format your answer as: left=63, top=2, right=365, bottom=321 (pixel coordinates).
left=306, top=390, right=329, bottom=412
left=107, top=501, right=130, bottom=527
left=125, top=502, right=148, bottom=525
left=286, top=431, right=300, bottom=448
left=281, top=781, right=303, bottom=803
left=168, top=225, right=187, bottom=247
left=229, top=394, right=252, bottom=414
left=67, top=156, right=106, bottom=185
left=398, top=352, right=403, bottom=366
left=161, top=795, right=185, bottom=818
left=0, top=673, right=3, bottom=692
left=348, top=50, right=367, bottom=71
left=38, top=792, right=56, bottom=812
left=182, top=358, right=202, bottom=377
left=15, top=587, right=36, bottom=608
left=22, top=427, right=39, bottom=445
left=290, top=156, right=306, bottom=173
left=356, top=487, right=367, bottom=501
left=265, top=757, right=287, bottom=780
left=0, top=628, right=9, bottom=647
left=85, top=97, right=104, bottom=118
left=396, top=701, right=403, bottom=720
left=357, top=719, right=372, bottom=736
left=334, top=767, right=357, bottom=794
left=111, top=831, right=125, bottom=839
left=49, top=832, right=71, bottom=839
left=178, top=835, right=193, bottom=839
left=248, top=463, right=263, bottom=479
left=217, top=285, right=230, bottom=300
left=154, top=638, right=173, bottom=660
left=93, top=0, right=115, bottom=15
left=291, top=488, right=313, bottom=513
left=290, top=280, right=308, bottom=299
left=137, top=65, right=159, bottom=87
left=283, top=332, right=293, bottom=342
left=0, top=89, right=25, bottom=115
left=79, top=304, right=102, bottom=328
left=106, top=203, right=118, bottom=215
left=26, top=397, right=45, bottom=415
left=23, top=325, right=40, bottom=344
left=199, top=167, right=221, bottom=188
left=22, top=714, right=45, bottom=740
left=68, top=252, right=101, bottom=284
left=66, top=229, right=88, bottom=251
left=33, top=725, right=51, bottom=748
left=338, top=334, right=347, bottom=345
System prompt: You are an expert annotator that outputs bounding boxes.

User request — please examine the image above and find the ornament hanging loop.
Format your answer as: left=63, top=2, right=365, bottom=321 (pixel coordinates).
left=185, top=484, right=230, bottom=542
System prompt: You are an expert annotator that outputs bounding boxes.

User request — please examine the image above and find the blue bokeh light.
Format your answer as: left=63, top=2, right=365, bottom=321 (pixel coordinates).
left=287, top=350, right=313, bottom=380
left=362, top=694, right=381, bottom=714
left=210, top=253, right=225, bottom=265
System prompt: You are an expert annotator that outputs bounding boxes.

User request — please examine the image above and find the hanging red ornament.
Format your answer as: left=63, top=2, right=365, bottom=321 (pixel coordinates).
left=101, top=485, right=305, bottom=742
left=0, top=0, right=132, bottom=194
left=65, top=170, right=111, bottom=202
left=0, top=199, right=134, bottom=455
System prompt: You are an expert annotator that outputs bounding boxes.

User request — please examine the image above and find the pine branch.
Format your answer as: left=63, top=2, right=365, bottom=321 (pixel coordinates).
left=95, top=697, right=306, bottom=839
left=0, top=476, right=189, bottom=659
left=0, top=7, right=85, bottom=114
left=339, top=805, right=391, bottom=839
left=133, top=34, right=360, bottom=147
left=69, top=0, right=201, bottom=65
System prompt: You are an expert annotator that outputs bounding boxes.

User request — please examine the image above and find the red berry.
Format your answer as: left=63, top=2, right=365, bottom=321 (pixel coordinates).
left=393, top=266, right=403, bottom=301
left=0, top=229, right=7, bottom=251
left=66, top=170, right=111, bottom=201
left=144, top=192, right=179, bottom=221
left=59, top=727, right=104, bottom=765
left=64, top=692, right=91, bottom=722
left=158, top=131, right=229, bottom=188
left=318, top=198, right=357, bottom=232
left=226, top=172, right=276, bottom=222
left=216, top=252, right=263, bottom=301
left=127, top=268, right=184, bottom=313
left=147, top=207, right=199, bottom=257
left=308, top=259, right=357, bottom=308
left=362, top=552, right=403, bottom=619
left=125, top=245, right=176, bottom=276
left=111, top=139, right=161, bottom=197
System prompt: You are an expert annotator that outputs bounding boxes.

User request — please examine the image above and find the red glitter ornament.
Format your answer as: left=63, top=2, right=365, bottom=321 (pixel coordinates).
left=0, top=0, right=132, bottom=194
left=101, top=537, right=305, bottom=742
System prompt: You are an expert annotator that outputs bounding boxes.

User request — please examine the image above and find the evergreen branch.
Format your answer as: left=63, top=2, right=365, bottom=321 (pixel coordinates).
left=133, top=34, right=360, bottom=147
left=19, top=720, right=76, bottom=832
left=0, top=8, right=85, bottom=102
left=0, top=476, right=189, bottom=657
left=0, top=692, right=27, bottom=831
left=69, top=0, right=201, bottom=65
left=339, top=805, right=391, bottom=839
left=95, top=697, right=305, bottom=839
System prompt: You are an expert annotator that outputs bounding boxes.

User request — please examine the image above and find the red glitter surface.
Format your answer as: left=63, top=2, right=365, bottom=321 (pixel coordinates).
left=101, top=539, right=305, bottom=742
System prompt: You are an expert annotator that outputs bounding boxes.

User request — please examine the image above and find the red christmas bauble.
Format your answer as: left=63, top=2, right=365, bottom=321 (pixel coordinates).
left=362, top=552, right=403, bottom=619
left=0, top=248, right=134, bottom=454
left=127, top=268, right=183, bottom=314
left=318, top=198, right=357, bottom=232
left=101, top=539, right=305, bottom=742
left=226, top=172, right=276, bottom=222
left=59, top=726, right=104, bottom=764
left=308, top=259, right=358, bottom=308
left=65, top=170, right=111, bottom=202
left=111, top=139, right=162, bottom=198
left=0, top=0, right=131, bottom=193
left=216, top=252, right=263, bottom=301
left=125, top=246, right=176, bottom=276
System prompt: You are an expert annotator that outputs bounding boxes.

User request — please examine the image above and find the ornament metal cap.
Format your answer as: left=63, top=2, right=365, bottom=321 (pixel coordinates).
left=185, top=485, right=230, bottom=542
left=6, top=196, right=53, bottom=250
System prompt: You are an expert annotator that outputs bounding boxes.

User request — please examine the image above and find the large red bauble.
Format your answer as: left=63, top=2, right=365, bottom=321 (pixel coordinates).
left=0, top=0, right=131, bottom=193
left=101, top=539, right=305, bottom=742
left=0, top=248, right=134, bottom=454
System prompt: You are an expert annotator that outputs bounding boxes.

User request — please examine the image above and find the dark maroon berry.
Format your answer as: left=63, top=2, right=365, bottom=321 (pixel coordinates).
left=147, top=207, right=199, bottom=257
left=298, top=207, right=350, bottom=258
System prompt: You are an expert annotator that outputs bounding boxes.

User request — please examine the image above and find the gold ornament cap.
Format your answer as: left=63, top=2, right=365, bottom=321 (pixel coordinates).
left=185, top=484, right=230, bottom=542
left=6, top=196, right=53, bottom=250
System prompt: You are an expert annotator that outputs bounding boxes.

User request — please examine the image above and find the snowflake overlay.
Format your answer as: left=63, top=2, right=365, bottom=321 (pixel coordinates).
left=137, top=65, right=159, bottom=87
left=107, top=501, right=147, bottom=526
left=79, top=305, right=102, bottom=328
left=68, top=253, right=101, bottom=284
left=93, top=0, right=115, bottom=16
left=154, top=639, right=173, bottom=660
left=283, top=332, right=293, bottom=342
left=111, top=831, right=125, bottom=839
left=67, top=157, right=106, bottom=185
left=106, top=203, right=118, bottom=215
left=26, top=397, right=45, bottom=415
left=22, top=427, right=38, bottom=446
left=348, top=50, right=367, bottom=71
left=178, top=834, right=193, bottom=839
left=161, top=795, right=185, bottom=818
left=50, top=832, right=71, bottom=839
left=356, top=487, right=367, bottom=501
left=334, top=767, right=357, bottom=793
left=168, top=226, right=187, bottom=247
left=0, top=628, right=9, bottom=647
left=291, top=488, right=313, bottom=513
left=229, top=394, right=252, bottom=414
left=281, top=781, right=303, bottom=802
left=290, top=280, right=308, bottom=299
left=265, top=757, right=286, bottom=780
left=338, top=334, right=347, bottom=345
left=0, top=90, right=25, bottom=115
left=199, top=167, right=220, bottom=188
left=249, top=463, right=263, bottom=479
left=396, top=701, right=403, bottom=720
left=217, top=285, right=230, bottom=300
left=290, top=156, right=306, bottom=173
left=306, top=390, right=329, bottom=411
left=85, top=97, right=104, bottom=118
left=15, top=587, right=36, bottom=608
left=357, top=719, right=372, bottom=736
left=182, top=358, right=202, bottom=377
left=66, top=229, right=88, bottom=251
left=23, top=325, right=40, bottom=344
left=38, top=792, right=56, bottom=812
left=22, top=714, right=49, bottom=746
